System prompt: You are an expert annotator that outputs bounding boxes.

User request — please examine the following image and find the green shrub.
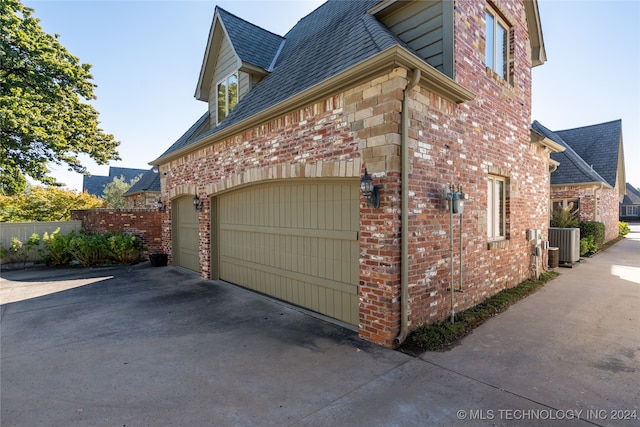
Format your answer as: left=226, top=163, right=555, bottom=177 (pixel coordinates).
left=619, top=221, right=630, bottom=236
left=42, top=229, right=146, bottom=267
left=67, top=232, right=110, bottom=266
left=42, top=228, right=74, bottom=266
left=108, top=232, right=147, bottom=264
left=579, top=221, right=605, bottom=246
left=550, top=206, right=579, bottom=228
left=580, top=235, right=598, bottom=256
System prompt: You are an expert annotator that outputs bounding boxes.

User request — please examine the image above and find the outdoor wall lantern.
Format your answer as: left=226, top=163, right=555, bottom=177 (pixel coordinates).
left=154, top=198, right=165, bottom=213
left=193, top=194, right=204, bottom=212
left=360, top=168, right=380, bottom=208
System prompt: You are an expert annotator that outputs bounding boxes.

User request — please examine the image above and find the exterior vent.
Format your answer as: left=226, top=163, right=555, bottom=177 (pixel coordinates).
left=548, top=228, right=580, bottom=265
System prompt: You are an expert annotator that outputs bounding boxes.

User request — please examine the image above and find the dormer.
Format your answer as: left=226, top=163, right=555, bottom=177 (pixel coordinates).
left=195, top=7, right=285, bottom=128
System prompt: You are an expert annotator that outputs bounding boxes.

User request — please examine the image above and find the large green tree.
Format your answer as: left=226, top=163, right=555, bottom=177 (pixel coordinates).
left=102, top=174, right=140, bottom=208
left=0, top=0, right=120, bottom=192
left=0, top=185, right=105, bottom=222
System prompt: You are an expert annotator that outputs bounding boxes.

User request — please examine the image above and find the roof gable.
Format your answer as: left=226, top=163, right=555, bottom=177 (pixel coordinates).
left=195, top=6, right=284, bottom=101
left=154, top=0, right=482, bottom=163
left=531, top=121, right=610, bottom=186
left=83, top=167, right=147, bottom=197
left=555, top=120, right=623, bottom=188
left=622, top=183, right=640, bottom=205
left=124, top=168, right=160, bottom=196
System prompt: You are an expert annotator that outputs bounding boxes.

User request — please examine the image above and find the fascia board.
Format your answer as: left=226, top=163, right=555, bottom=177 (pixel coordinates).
left=525, top=0, right=547, bottom=66
left=530, top=129, right=565, bottom=153
left=194, top=11, right=241, bottom=102
left=551, top=181, right=613, bottom=190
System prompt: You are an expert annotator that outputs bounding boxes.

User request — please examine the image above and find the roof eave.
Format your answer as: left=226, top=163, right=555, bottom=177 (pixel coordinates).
left=525, top=0, right=547, bottom=67
left=530, top=129, right=565, bottom=152
left=551, top=181, right=613, bottom=190
left=154, top=46, right=475, bottom=166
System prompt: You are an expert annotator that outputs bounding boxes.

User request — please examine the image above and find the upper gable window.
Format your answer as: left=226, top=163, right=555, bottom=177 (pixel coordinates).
left=217, top=72, right=238, bottom=125
left=485, top=7, right=510, bottom=81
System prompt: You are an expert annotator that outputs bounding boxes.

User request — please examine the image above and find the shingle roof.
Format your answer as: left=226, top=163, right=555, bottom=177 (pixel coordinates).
left=217, top=7, right=284, bottom=71
left=82, top=167, right=148, bottom=197
left=531, top=121, right=609, bottom=186
left=158, top=0, right=405, bottom=158
left=124, top=168, right=161, bottom=196
left=555, top=119, right=622, bottom=188
left=622, top=183, right=640, bottom=205
left=82, top=175, right=112, bottom=197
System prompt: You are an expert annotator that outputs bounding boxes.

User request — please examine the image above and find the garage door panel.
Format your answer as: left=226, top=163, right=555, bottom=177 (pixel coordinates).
left=218, top=181, right=359, bottom=325
left=173, top=196, right=200, bottom=272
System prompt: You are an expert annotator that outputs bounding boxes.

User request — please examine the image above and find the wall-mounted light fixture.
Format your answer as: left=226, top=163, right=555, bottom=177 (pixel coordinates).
left=154, top=198, right=165, bottom=213
left=360, top=168, right=381, bottom=208
left=193, top=194, right=204, bottom=212
left=152, top=166, right=159, bottom=174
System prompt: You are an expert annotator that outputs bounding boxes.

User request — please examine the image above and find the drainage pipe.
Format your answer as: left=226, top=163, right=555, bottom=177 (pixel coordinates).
left=394, top=68, right=421, bottom=347
left=459, top=209, right=463, bottom=291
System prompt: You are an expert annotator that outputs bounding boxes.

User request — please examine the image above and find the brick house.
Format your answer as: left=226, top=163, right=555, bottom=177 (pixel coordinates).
left=151, top=0, right=557, bottom=347
left=620, top=183, right=640, bottom=222
left=531, top=120, right=626, bottom=242
left=124, top=168, right=161, bottom=209
left=82, top=166, right=147, bottom=197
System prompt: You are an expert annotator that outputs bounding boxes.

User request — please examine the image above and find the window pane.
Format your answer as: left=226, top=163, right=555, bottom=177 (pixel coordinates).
left=485, top=12, right=495, bottom=70
left=488, top=178, right=494, bottom=238
left=497, top=22, right=506, bottom=79
left=217, top=80, right=227, bottom=124
left=228, top=73, right=238, bottom=113
left=497, top=180, right=504, bottom=237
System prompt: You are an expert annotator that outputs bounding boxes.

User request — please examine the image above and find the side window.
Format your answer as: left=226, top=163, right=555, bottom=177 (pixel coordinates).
left=488, top=175, right=506, bottom=240
left=217, top=72, right=238, bottom=125
left=485, top=7, right=510, bottom=81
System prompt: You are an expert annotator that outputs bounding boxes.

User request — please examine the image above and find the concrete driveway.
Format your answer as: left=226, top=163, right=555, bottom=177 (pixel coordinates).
left=1, top=225, right=639, bottom=426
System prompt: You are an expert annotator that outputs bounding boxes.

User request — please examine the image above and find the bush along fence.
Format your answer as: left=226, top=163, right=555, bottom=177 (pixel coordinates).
left=1, top=209, right=162, bottom=268
left=0, top=220, right=82, bottom=265
left=0, top=228, right=148, bottom=268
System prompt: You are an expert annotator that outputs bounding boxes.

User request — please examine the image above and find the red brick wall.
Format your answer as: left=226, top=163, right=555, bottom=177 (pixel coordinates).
left=552, top=185, right=621, bottom=242
left=160, top=0, right=551, bottom=347
left=71, top=209, right=163, bottom=255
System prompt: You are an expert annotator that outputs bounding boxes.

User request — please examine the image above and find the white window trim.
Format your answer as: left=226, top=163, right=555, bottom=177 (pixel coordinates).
left=488, top=175, right=506, bottom=241
left=216, top=72, right=238, bottom=126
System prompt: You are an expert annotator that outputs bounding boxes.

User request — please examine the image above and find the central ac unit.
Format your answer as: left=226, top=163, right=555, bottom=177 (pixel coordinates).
left=548, top=228, right=580, bottom=265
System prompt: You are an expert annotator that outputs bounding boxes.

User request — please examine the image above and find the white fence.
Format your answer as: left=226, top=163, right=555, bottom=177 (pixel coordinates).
left=0, top=221, right=82, bottom=264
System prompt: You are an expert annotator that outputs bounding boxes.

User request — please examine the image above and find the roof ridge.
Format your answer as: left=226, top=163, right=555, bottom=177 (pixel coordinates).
left=555, top=118, right=621, bottom=134
left=216, top=6, right=284, bottom=38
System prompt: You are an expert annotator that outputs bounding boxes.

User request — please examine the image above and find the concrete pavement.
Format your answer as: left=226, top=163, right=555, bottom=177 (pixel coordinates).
left=1, top=225, right=638, bottom=426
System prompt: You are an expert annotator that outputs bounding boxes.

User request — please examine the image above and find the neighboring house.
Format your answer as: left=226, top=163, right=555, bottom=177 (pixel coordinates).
left=531, top=120, right=626, bottom=242
left=83, top=166, right=148, bottom=197
left=620, top=183, right=640, bottom=222
left=151, top=0, right=555, bottom=348
left=124, top=168, right=161, bottom=209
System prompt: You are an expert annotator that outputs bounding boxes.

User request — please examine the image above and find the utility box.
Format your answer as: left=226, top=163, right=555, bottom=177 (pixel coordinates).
left=548, top=228, right=580, bottom=266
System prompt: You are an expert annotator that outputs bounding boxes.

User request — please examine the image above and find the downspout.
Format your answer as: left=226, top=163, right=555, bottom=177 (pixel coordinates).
left=394, top=68, right=421, bottom=347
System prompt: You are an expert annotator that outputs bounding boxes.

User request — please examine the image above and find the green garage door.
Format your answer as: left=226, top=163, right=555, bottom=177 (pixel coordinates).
left=172, top=196, right=200, bottom=272
left=217, top=181, right=360, bottom=325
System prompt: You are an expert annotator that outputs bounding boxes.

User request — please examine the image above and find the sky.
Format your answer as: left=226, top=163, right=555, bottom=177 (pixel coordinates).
left=22, top=0, right=640, bottom=191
